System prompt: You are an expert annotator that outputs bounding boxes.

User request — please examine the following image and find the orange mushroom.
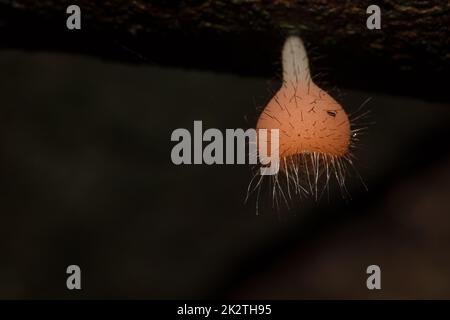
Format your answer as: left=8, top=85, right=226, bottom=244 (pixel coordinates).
left=249, top=36, right=368, bottom=209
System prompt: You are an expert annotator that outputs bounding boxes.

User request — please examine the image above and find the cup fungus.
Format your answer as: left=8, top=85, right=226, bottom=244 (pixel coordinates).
left=249, top=36, right=369, bottom=210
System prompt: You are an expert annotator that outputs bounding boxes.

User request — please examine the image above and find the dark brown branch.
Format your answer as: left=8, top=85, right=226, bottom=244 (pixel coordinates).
left=0, top=0, right=448, bottom=101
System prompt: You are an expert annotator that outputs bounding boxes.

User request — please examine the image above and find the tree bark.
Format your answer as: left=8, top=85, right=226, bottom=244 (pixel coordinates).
left=0, top=0, right=448, bottom=101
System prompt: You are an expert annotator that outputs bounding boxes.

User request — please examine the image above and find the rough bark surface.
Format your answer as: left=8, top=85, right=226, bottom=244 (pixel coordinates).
left=0, top=0, right=448, bottom=100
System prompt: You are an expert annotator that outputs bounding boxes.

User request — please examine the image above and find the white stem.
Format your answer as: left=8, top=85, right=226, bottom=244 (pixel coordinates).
left=282, top=36, right=311, bottom=84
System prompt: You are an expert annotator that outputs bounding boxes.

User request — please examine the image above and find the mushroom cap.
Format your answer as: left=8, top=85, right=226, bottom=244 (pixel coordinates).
left=257, top=82, right=350, bottom=158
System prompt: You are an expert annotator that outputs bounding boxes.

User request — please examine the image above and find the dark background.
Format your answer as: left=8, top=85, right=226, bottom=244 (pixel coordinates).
left=0, top=0, right=449, bottom=300
left=1, top=47, right=450, bottom=299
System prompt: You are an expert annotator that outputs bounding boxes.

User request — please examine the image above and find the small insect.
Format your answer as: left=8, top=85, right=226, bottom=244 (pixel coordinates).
left=247, top=36, right=370, bottom=212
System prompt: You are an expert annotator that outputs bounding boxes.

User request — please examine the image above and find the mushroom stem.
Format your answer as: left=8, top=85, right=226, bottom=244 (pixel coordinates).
left=282, top=36, right=311, bottom=84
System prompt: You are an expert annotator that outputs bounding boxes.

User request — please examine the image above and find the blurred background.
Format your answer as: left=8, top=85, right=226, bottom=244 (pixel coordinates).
left=0, top=0, right=449, bottom=299
left=1, top=50, right=450, bottom=299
